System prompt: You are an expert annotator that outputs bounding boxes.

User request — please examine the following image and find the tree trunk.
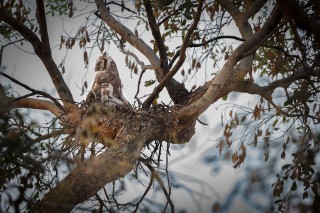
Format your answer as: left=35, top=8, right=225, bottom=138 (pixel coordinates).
left=32, top=104, right=196, bottom=212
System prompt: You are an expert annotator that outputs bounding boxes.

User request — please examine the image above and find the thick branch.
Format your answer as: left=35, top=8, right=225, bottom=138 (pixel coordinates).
left=143, top=0, right=169, bottom=73
left=245, top=0, right=267, bottom=19
left=278, top=0, right=320, bottom=44
left=32, top=135, right=145, bottom=213
left=0, top=72, right=65, bottom=111
left=179, top=4, right=283, bottom=118
left=36, top=0, right=51, bottom=54
left=10, top=98, right=64, bottom=118
left=95, top=0, right=160, bottom=68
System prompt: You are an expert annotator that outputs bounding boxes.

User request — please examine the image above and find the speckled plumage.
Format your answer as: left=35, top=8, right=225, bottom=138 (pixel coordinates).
left=86, top=53, right=129, bottom=105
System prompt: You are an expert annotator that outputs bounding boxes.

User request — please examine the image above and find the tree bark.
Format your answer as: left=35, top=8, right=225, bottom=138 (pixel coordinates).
left=32, top=104, right=196, bottom=212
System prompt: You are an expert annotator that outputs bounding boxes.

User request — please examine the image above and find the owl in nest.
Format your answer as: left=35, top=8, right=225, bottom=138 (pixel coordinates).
left=86, top=53, right=129, bottom=106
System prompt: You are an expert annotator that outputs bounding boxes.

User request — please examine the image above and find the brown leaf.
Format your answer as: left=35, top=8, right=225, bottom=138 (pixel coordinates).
left=232, top=152, right=238, bottom=163
left=61, top=66, right=65, bottom=74
left=218, top=140, right=224, bottom=155
left=212, top=202, right=221, bottom=212
left=181, top=69, right=185, bottom=76
left=84, top=51, right=89, bottom=65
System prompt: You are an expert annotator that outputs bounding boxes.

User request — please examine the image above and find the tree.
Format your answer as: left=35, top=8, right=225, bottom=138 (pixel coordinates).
left=1, top=0, right=320, bottom=212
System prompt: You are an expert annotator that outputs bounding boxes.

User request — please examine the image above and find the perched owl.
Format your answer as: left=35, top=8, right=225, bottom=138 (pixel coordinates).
left=100, top=83, right=123, bottom=106
left=86, top=53, right=129, bottom=105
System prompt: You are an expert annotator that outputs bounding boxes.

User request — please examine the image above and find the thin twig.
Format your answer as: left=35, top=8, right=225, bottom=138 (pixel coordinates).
left=134, top=68, right=146, bottom=104
left=0, top=39, right=25, bottom=68
left=139, top=157, right=174, bottom=213
left=0, top=72, right=65, bottom=112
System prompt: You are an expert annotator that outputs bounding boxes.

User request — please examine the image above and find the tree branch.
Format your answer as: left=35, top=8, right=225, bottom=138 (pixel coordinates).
left=95, top=0, right=160, bottom=69
left=235, top=56, right=320, bottom=96
left=36, top=0, right=51, bottom=54
left=244, top=0, right=268, bottom=19
left=140, top=158, right=174, bottom=213
left=142, top=0, right=204, bottom=109
left=10, top=98, right=64, bottom=118
left=0, top=7, right=75, bottom=107
left=143, top=0, right=169, bottom=73
left=95, top=0, right=189, bottom=107
left=0, top=72, right=65, bottom=111
left=32, top=134, right=146, bottom=212
left=179, top=4, right=283, bottom=118
left=0, top=39, right=25, bottom=68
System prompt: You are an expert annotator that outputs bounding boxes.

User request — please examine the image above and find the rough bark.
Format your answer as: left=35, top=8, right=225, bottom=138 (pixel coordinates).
left=31, top=104, right=196, bottom=212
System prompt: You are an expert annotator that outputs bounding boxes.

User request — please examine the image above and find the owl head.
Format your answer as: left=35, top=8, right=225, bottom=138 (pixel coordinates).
left=94, top=52, right=108, bottom=71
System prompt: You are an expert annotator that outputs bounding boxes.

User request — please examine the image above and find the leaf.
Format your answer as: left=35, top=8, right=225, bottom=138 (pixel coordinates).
left=240, top=115, right=246, bottom=123
left=282, top=164, right=291, bottom=170
left=218, top=140, right=224, bottom=155
left=274, top=199, right=282, bottom=204
left=212, top=202, right=221, bottom=212
left=181, top=69, right=185, bottom=76
left=83, top=51, right=89, bottom=65
left=144, top=80, right=156, bottom=87
left=61, top=66, right=65, bottom=74
left=303, top=191, right=308, bottom=200
left=291, top=181, right=297, bottom=191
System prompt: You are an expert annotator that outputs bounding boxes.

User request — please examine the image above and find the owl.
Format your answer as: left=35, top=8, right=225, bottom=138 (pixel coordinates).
left=86, top=53, right=129, bottom=105
left=100, top=83, right=123, bottom=106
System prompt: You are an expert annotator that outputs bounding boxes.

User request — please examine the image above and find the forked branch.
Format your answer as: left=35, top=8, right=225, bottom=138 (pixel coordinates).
left=0, top=6, right=75, bottom=106
left=142, top=0, right=204, bottom=109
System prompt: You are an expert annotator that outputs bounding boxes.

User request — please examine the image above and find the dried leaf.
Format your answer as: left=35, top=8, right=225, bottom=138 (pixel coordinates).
left=181, top=69, right=185, bottom=76
left=84, top=51, right=89, bottom=65
left=232, top=152, right=238, bottom=163
left=212, top=202, right=221, bottom=212
left=235, top=113, right=239, bottom=125
left=229, top=110, right=233, bottom=117
left=218, top=140, right=224, bottom=155
left=61, top=66, right=65, bottom=74
left=291, top=181, right=297, bottom=191
left=303, top=191, right=308, bottom=200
